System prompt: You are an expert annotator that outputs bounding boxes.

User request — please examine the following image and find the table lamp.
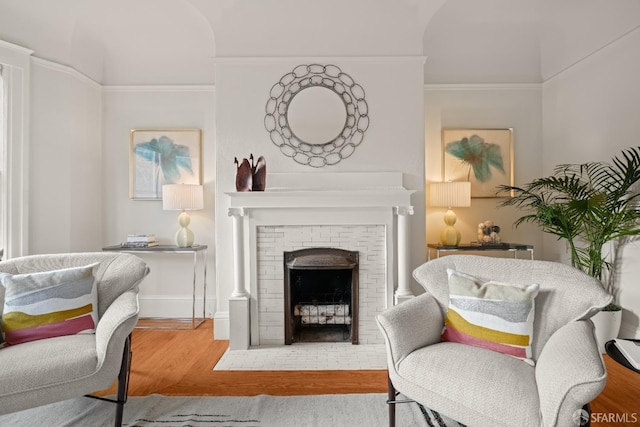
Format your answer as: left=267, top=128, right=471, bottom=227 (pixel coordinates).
left=162, top=184, right=204, bottom=247
left=429, top=181, right=471, bottom=246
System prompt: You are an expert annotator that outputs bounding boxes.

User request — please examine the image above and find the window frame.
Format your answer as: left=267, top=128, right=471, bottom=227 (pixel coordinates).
left=0, top=40, right=32, bottom=259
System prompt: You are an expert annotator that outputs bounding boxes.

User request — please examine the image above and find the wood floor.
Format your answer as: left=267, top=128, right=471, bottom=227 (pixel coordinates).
left=98, top=319, right=639, bottom=426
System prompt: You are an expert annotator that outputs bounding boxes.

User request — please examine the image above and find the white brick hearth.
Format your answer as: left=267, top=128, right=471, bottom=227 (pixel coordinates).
left=225, top=172, right=415, bottom=350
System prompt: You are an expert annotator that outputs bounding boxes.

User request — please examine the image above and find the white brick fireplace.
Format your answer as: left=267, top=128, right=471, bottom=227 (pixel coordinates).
left=226, top=172, right=414, bottom=350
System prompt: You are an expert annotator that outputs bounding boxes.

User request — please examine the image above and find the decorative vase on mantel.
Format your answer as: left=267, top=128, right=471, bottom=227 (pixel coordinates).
left=234, top=154, right=266, bottom=192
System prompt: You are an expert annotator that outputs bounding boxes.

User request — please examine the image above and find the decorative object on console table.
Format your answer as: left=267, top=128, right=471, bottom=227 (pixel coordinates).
left=162, top=184, right=204, bottom=248
left=121, top=234, right=159, bottom=248
left=429, top=181, right=471, bottom=246
left=130, top=129, right=202, bottom=200
left=477, top=220, right=501, bottom=243
left=442, top=128, right=513, bottom=198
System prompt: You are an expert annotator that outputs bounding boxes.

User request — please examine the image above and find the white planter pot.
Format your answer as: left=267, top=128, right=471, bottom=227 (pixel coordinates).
left=591, top=309, right=623, bottom=354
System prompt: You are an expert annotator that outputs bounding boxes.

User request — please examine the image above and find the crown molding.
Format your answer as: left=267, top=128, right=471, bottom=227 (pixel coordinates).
left=30, top=56, right=101, bottom=89
left=0, top=40, right=34, bottom=56
left=424, top=83, right=541, bottom=92
left=215, top=55, right=426, bottom=65
left=30, top=57, right=216, bottom=92
left=102, top=85, right=215, bottom=93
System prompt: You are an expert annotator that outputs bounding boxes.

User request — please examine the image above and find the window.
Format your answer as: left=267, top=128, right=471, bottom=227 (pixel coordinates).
left=0, top=64, right=4, bottom=255
left=0, top=41, right=32, bottom=258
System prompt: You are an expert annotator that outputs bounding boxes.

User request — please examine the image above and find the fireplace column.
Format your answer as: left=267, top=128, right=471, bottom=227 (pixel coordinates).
left=228, top=207, right=250, bottom=350
left=395, top=206, right=415, bottom=304
left=229, top=208, right=248, bottom=298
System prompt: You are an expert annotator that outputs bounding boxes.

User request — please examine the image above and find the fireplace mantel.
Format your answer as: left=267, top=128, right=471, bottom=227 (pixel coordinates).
left=225, top=172, right=413, bottom=209
left=226, top=188, right=413, bottom=210
left=225, top=172, right=416, bottom=350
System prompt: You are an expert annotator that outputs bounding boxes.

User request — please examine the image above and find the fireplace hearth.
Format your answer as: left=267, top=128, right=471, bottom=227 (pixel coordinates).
left=284, top=248, right=359, bottom=344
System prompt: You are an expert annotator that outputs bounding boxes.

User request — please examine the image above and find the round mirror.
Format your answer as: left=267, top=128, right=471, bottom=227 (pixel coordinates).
left=287, top=87, right=346, bottom=145
left=265, top=64, right=369, bottom=168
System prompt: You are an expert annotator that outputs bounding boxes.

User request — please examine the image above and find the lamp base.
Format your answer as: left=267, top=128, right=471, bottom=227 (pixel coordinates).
left=440, top=208, right=461, bottom=246
left=175, top=211, right=195, bottom=247
left=175, top=228, right=194, bottom=248
left=440, top=226, right=461, bottom=246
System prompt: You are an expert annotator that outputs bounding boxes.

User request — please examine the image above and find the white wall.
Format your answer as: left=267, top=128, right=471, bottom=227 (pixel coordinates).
left=29, top=59, right=102, bottom=254
left=28, top=61, right=219, bottom=320
left=542, top=26, right=640, bottom=337
left=214, top=58, right=426, bottom=338
left=424, top=84, right=543, bottom=252
left=101, top=86, right=217, bottom=318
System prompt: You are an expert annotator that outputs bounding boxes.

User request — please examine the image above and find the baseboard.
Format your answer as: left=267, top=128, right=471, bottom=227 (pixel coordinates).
left=214, top=311, right=229, bottom=340
left=138, top=295, right=216, bottom=319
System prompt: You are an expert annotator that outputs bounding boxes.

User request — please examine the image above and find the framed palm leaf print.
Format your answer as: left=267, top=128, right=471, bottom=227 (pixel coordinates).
left=129, top=129, right=202, bottom=200
left=442, top=128, right=513, bottom=198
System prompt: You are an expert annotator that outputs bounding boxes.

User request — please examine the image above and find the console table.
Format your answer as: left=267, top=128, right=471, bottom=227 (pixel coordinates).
left=427, top=243, right=534, bottom=261
left=102, top=244, right=208, bottom=329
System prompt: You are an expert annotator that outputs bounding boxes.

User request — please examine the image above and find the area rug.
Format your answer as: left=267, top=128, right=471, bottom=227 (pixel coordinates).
left=0, top=393, right=464, bottom=427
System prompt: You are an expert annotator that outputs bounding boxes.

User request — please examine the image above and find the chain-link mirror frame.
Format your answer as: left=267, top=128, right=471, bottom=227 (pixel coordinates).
left=264, top=64, right=369, bottom=168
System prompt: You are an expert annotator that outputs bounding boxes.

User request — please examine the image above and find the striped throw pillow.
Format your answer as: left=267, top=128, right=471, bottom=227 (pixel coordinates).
left=442, top=269, right=539, bottom=363
left=0, top=263, right=99, bottom=346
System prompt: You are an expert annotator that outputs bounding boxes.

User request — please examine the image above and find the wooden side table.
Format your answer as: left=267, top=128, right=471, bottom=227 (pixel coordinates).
left=102, top=244, right=208, bottom=329
left=427, top=243, right=534, bottom=261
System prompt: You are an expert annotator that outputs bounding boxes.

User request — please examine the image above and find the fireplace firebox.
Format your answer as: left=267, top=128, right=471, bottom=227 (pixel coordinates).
left=283, top=248, right=359, bottom=344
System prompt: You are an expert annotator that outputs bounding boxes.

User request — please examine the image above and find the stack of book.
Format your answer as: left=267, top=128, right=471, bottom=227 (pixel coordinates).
left=121, top=234, right=159, bottom=248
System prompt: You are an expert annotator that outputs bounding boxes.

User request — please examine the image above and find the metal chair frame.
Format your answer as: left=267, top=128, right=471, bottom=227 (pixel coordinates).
left=85, top=334, right=132, bottom=427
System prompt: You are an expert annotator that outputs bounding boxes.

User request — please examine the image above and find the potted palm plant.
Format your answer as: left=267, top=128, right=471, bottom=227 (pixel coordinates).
left=497, top=146, right=640, bottom=350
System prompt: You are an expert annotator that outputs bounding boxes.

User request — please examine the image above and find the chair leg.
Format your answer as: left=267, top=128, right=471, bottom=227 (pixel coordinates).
left=114, top=334, right=132, bottom=427
left=582, top=403, right=591, bottom=427
left=387, top=375, right=396, bottom=427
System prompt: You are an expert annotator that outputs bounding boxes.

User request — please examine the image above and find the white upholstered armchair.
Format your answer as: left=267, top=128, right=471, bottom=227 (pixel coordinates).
left=376, top=255, right=612, bottom=427
left=0, top=252, right=149, bottom=426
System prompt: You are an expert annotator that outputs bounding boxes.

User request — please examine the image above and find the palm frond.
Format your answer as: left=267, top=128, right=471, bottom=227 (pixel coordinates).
left=498, top=146, right=640, bottom=284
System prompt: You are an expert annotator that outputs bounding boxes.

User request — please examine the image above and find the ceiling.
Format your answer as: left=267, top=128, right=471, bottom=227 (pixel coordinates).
left=0, top=0, right=638, bottom=85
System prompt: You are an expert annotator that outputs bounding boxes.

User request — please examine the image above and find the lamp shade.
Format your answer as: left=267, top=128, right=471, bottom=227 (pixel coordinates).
left=429, top=182, right=471, bottom=208
left=162, top=184, right=204, bottom=211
